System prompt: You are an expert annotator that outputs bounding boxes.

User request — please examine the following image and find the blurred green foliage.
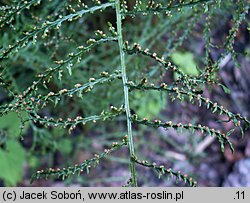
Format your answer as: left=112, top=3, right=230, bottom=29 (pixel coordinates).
left=171, top=51, right=199, bottom=76
left=0, top=112, right=28, bottom=185
left=0, top=112, right=28, bottom=137
left=0, top=140, right=25, bottom=186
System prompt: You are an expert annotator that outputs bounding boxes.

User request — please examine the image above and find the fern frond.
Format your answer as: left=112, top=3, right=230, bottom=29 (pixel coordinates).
left=0, top=2, right=115, bottom=60
left=127, top=81, right=250, bottom=131
left=131, top=116, right=234, bottom=153
left=132, top=155, right=197, bottom=187
left=30, top=136, right=128, bottom=183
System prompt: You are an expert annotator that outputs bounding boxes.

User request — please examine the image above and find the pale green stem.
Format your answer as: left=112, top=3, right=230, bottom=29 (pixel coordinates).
left=115, top=0, right=137, bottom=187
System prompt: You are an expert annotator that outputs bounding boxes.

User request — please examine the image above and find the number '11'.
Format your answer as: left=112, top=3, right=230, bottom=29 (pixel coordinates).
left=236, top=191, right=244, bottom=199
